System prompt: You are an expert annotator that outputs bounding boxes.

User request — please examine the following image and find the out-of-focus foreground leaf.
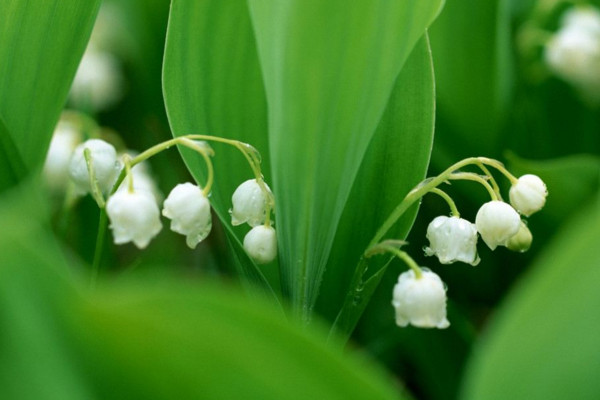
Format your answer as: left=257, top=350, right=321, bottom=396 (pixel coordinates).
left=247, top=0, right=443, bottom=322
left=0, top=182, right=407, bottom=400
left=320, top=36, right=435, bottom=339
left=0, top=0, right=100, bottom=170
left=162, top=0, right=276, bottom=296
left=461, top=201, right=600, bottom=400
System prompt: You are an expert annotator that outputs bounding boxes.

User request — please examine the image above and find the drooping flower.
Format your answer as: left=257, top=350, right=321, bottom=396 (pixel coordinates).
left=509, top=174, right=547, bottom=217
left=162, top=183, right=212, bottom=249
left=475, top=201, right=521, bottom=250
left=243, top=225, right=277, bottom=264
left=43, top=118, right=82, bottom=191
left=69, top=139, right=121, bottom=195
left=425, top=216, right=480, bottom=266
left=230, top=179, right=272, bottom=227
left=106, top=189, right=162, bottom=249
left=392, top=269, right=450, bottom=329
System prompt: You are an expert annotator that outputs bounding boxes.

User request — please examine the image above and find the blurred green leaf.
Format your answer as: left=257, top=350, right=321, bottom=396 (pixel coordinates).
left=0, top=0, right=100, bottom=169
left=507, top=152, right=600, bottom=224
left=320, top=36, right=435, bottom=337
left=429, top=0, right=512, bottom=159
left=0, top=182, right=406, bottom=400
left=0, top=116, right=27, bottom=192
left=162, top=0, right=276, bottom=297
left=247, top=0, right=443, bottom=322
left=461, top=202, right=600, bottom=400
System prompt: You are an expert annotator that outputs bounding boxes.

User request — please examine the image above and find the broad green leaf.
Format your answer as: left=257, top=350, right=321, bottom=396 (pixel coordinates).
left=247, top=0, right=444, bottom=322
left=0, top=116, right=27, bottom=192
left=0, top=0, right=100, bottom=169
left=461, top=202, right=600, bottom=400
left=0, top=182, right=406, bottom=400
left=162, top=0, right=276, bottom=297
left=506, top=152, right=600, bottom=224
left=429, top=0, right=512, bottom=159
left=318, top=36, right=435, bottom=336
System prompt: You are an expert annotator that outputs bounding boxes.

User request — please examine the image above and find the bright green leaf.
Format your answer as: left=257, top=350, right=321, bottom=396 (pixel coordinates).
left=0, top=0, right=100, bottom=169
left=247, top=0, right=443, bottom=322
left=319, top=36, right=435, bottom=336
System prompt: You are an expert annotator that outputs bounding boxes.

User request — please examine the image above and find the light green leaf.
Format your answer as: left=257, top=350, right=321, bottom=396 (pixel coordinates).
left=318, top=36, right=435, bottom=336
left=247, top=0, right=444, bottom=321
left=461, top=202, right=600, bottom=400
left=0, top=0, right=100, bottom=169
left=162, top=0, right=276, bottom=297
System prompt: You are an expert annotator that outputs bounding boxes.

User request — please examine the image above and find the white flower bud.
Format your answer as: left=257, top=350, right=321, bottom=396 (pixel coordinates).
left=69, top=139, right=121, bottom=195
left=106, top=189, right=162, bottom=249
left=69, top=49, right=124, bottom=111
left=475, top=201, right=521, bottom=250
left=43, top=119, right=82, bottom=191
left=392, top=269, right=449, bottom=329
left=243, top=225, right=277, bottom=264
left=425, top=216, right=480, bottom=266
left=509, top=174, right=547, bottom=216
left=162, top=183, right=212, bottom=249
left=506, top=221, right=533, bottom=253
left=231, top=179, right=272, bottom=227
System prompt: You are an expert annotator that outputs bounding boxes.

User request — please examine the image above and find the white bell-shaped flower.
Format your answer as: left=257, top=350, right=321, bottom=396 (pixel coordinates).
left=106, top=189, right=162, bottom=249
left=43, top=119, right=82, bottom=191
left=231, top=179, right=272, bottom=227
left=475, top=201, right=521, bottom=250
left=243, top=225, right=277, bottom=264
left=392, top=269, right=450, bottom=329
left=509, top=174, right=548, bottom=217
left=162, top=183, right=212, bottom=249
left=425, top=216, right=480, bottom=266
left=69, top=139, right=121, bottom=195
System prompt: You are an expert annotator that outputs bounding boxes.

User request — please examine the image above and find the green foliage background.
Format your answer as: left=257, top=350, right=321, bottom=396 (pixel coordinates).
left=0, top=0, right=598, bottom=399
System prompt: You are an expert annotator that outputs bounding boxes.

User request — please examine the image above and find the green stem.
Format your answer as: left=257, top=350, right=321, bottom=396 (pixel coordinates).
left=475, top=162, right=503, bottom=200
left=367, top=157, right=514, bottom=248
left=366, top=243, right=422, bottom=278
left=447, top=172, right=498, bottom=200
left=83, top=148, right=105, bottom=208
left=90, top=207, right=107, bottom=289
left=430, top=187, right=460, bottom=217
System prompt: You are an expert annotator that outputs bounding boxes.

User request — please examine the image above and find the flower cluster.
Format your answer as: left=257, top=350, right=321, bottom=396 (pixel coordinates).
left=43, top=115, right=276, bottom=263
left=384, top=160, right=548, bottom=329
left=544, top=5, right=600, bottom=102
